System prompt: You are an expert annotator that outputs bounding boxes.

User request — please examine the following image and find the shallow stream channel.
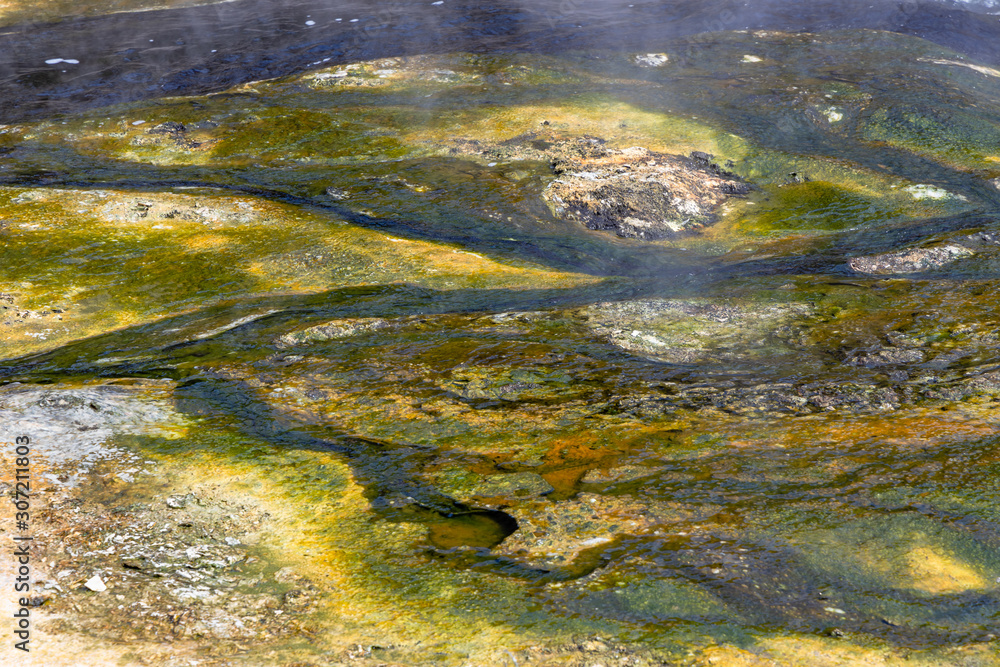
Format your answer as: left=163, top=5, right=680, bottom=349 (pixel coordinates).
left=2, top=1, right=1000, bottom=665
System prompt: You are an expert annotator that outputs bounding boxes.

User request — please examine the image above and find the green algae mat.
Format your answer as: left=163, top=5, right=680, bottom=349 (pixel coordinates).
left=2, top=17, right=1000, bottom=667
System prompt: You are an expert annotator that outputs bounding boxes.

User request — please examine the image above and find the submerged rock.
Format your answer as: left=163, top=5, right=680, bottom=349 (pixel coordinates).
left=165, top=493, right=195, bottom=509
left=496, top=493, right=717, bottom=570
left=148, top=121, right=187, bottom=135
left=275, top=317, right=395, bottom=348
left=580, top=298, right=809, bottom=364
left=438, top=470, right=555, bottom=507
left=496, top=494, right=654, bottom=569
left=712, top=382, right=898, bottom=414
left=964, top=230, right=1000, bottom=246
left=98, top=195, right=256, bottom=225
left=608, top=379, right=914, bottom=417
left=634, top=53, right=669, bottom=67
left=849, top=244, right=975, bottom=274
left=441, top=366, right=574, bottom=401
left=581, top=464, right=666, bottom=484
left=846, top=347, right=925, bottom=368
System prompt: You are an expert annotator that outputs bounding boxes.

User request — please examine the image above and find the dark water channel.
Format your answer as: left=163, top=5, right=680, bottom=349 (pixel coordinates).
left=3, top=0, right=1000, bottom=123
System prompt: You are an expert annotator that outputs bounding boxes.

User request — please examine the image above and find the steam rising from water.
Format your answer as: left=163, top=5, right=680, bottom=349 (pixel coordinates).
left=0, top=0, right=999, bottom=122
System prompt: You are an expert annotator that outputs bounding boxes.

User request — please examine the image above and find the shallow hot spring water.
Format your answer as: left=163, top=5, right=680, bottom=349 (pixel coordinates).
left=1, top=1, right=1000, bottom=665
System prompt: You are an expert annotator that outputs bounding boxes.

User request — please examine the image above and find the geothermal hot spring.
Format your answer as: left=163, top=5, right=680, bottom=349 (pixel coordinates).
left=2, top=1, right=1000, bottom=665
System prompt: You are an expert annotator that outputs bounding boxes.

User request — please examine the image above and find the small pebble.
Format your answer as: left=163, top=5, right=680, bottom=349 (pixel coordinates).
left=84, top=575, right=106, bottom=592
left=166, top=494, right=188, bottom=509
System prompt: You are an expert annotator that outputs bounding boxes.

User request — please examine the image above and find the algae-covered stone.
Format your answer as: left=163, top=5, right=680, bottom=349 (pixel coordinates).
left=436, top=469, right=554, bottom=506
left=861, top=105, right=1000, bottom=171
left=474, top=472, right=555, bottom=498
left=275, top=317, right=394, bottom=348
left=904, top=546, right=989, bottom=595
left=845, top=347, right=926, bottom=368
left=729, top=180, right=965, bottom=239
left=496, top=493, right=655, bottom=569
left=97, top=194, right=256, bottom=225
left=580, top=298, right=810, bottom=364
left=441, top=366, right=575, bottom=402
left=581, top=464, right=666, bottom=484
left=496, top=493, right=716, bottom=570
